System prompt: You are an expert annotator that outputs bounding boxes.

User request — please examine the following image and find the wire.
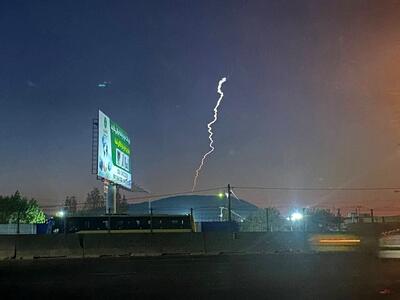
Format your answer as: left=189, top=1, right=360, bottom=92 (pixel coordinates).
left=38, top=186, right=225, bottom=209
left=232, top=186, right=400, bottom=191
left=124, top=186, right=225, bottom=201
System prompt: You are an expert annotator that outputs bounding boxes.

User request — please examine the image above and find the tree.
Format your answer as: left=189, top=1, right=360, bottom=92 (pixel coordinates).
left=241, top=207, right=284, bottom=232
left=116, top=192, right=128, bottom=214
left=305, top=208, right=340, bottom=232
left=22, top=199, right=46, bottom=223
left=0, top=192, right=20, bottom=223
left=64, top=196, right=77, bottom=214
left=0, top=191, right=46, bottom=224
left=84, top=188, right=104, bottom=211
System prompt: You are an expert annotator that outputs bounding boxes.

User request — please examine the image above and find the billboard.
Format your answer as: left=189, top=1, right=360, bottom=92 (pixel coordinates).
left=97, top=110, right=132, bottom=189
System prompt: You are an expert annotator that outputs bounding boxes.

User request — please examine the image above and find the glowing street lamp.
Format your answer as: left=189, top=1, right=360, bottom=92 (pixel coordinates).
left=290, top=212, right=303, bottom=222
left=56, top=210, right=65, bottom=218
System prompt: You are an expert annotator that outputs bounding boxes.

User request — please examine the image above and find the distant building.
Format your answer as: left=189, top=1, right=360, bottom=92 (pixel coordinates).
left=344, top=213, right=400, bottom=224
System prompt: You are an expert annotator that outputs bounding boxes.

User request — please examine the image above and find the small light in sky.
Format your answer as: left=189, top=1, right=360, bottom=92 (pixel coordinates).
left=98, top=81, right=111, bottom=88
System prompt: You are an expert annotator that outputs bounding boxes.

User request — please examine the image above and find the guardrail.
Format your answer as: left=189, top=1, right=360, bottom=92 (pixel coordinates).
left=0, top=232, right=378, bottom=260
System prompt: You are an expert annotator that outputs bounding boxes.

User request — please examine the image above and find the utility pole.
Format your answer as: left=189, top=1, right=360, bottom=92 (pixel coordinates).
left=265, top=207, right=269, bottom=232
left=16, top=206, right=21, bottom=234
left=337, top=208, right=342, bottom=231
left=63, top=207, right=68, bottom=235
left=227, top=184, right=232, bottom=222
left=150, top=207, right=153, bottom=233
left=16, top=214, right=20, bottom=234
left=356, top=206, right=361, bottom=223
left=190, top=208, right=194, bottom=232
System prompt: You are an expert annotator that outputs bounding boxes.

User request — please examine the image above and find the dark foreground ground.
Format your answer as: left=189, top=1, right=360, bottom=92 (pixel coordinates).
left=0, top=253, right=400, bottom=299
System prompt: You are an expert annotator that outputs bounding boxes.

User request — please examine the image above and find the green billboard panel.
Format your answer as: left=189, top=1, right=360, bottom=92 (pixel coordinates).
left=97, top=110, right=132, bottom=189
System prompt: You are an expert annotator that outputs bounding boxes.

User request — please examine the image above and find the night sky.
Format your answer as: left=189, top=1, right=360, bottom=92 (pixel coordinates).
left=1, top=1, right=400, bottom=213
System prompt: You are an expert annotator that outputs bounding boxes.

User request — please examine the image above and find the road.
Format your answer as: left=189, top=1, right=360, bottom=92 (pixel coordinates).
left=0, top=253, right=399, bottom=299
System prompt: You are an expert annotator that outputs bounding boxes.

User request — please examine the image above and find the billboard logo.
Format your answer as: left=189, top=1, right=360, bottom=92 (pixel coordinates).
left=116, top=148, right=130, bottom=171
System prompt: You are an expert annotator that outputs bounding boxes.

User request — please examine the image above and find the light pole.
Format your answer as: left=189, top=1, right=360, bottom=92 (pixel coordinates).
left=287, top=211, right=303, bottom=231
left=227, top=184, right=232, bottom=222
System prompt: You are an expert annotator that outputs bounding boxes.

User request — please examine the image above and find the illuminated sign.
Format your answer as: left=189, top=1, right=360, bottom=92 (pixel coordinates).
left=97, top=110, right=132, bottom=189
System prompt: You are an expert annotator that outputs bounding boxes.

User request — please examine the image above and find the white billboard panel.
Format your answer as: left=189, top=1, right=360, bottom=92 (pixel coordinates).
left=97, top=110, right=132, bottom=189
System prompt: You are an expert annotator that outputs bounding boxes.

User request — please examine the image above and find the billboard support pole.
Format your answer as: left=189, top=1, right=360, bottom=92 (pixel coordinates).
left=107, top=208, right=111, bottom=233
left=113, top=185, right=117, bottom=214
left=104, top=180, right=118, bottom=214
left=104, top=180, right=110, bottom=214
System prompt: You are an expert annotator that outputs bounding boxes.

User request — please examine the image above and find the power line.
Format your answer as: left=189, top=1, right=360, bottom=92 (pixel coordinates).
left=38, top=186, right=225, bottom=209
left=232, top=186, right=400, bottom=191
left=124, top=186, right=225, bottom=201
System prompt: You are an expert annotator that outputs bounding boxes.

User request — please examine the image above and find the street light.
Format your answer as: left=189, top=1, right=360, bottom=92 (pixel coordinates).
left=290, top=212, right=303, bottom=222
left=287, top=211, right=304, bottom=231
left=56, top=210, right=65, bottom=218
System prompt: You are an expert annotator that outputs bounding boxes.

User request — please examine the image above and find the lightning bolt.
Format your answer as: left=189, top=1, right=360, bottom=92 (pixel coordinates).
left=192, top=76, right=227, bottom=191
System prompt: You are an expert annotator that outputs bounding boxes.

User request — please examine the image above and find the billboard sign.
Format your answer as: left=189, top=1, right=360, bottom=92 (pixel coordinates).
left=97, top=110, right=132, bottom=189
